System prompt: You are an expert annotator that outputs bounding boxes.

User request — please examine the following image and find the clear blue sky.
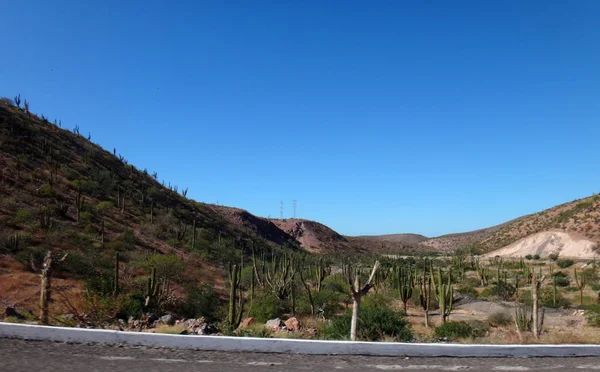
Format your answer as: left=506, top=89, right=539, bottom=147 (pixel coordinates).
left=2, top=1, right=599, bottom=237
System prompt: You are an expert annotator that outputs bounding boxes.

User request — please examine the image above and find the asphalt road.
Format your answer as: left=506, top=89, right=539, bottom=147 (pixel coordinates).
left=2, top=338, right=600, bottom=372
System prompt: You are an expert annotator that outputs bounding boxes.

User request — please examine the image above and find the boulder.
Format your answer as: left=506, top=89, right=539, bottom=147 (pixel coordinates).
left=159, top=314, right=175, bottom=326
left=240, top=317, right=255, bottom=328
left=197, top=323, right=219, bottom=335
left=265, top=318, right=282, bottom=330
left=284, top=317, right=300, bottom=332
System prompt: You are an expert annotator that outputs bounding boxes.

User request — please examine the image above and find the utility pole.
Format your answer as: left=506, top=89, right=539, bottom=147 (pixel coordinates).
left=280, top=201, right=283, bottom=219
left=292, top=200, right=297, bottom=219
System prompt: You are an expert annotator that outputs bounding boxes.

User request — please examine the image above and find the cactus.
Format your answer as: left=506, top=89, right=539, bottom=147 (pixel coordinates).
left=395, top=266, right=414, bottom=313
left=531, top=270, right=545, bottom=339
left=113, top=252, right=120, bottom=296
left=191, top=219, right=196, bottom=250
left=514, top=304, right=532, bottom=333
left=474, top=259, right=489, bottom=287
left=14, top=94, right=21, bottom=108
left=101, top=220, right=105, bottom=248
left=552, top=274, right=557, bottom=307
left=430, top=264, right=453, bottom=324
left=75, top=186, right=84, bottom=222
left=39, top=207, right=53, bottom=229
left=145, top=267, right=159, bottom=308
left=228, top=263, right=243, bottom=329
left=419, top=269, right=431, bottom=328
left=314, top=257, right=327, bottom=292
left=574, top=268, right=586, bottom=306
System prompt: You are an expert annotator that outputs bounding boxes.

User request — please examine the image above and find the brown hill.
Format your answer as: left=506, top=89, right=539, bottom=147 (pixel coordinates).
left=356, top=233, right=428, bottom=245
left=269, top=218, right=356, bottom=253
left=0, top=97, right=302, bottom=314
left=417, top=195, right=600, bottom=253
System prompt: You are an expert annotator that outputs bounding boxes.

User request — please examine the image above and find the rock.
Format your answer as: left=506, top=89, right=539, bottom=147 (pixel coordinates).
left=265, top=318, right=282, bottom=330
left=197, top=323, right=219, bottom=335
left=240, top=317, right=255, bottom=328
left=284, top=317, right=300, bottom=332
left=146, top=313, right=159, bottom=323
left=62, top=313, right=75, bottom=321
left=159, top=314, right=175, bottom=326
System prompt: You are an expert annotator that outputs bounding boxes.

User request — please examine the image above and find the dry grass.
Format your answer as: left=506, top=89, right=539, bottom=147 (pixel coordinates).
left=153, top=324, right=186, bottom=334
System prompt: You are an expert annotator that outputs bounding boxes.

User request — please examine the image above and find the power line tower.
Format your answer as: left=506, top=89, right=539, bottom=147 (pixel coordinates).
left=280, top=201, right=283, bottom=219
left=292, top=200, right=297, bottom=219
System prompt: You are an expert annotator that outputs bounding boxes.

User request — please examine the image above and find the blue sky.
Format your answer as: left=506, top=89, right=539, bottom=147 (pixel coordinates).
left=2, top=1, right=600, bottom=237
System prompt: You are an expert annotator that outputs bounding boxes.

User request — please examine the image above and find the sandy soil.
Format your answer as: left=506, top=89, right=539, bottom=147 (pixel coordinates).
left=484, top=231, right=599, bottom=259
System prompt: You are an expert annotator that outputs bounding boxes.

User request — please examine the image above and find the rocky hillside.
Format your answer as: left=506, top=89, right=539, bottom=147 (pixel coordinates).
left=0, top=97, right=306, bottom=312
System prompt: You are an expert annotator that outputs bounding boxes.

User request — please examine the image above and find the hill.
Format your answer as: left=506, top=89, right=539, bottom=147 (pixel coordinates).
left=355, top=233, right=428, bottom=245
left=0, top=97, right=306, bottom=314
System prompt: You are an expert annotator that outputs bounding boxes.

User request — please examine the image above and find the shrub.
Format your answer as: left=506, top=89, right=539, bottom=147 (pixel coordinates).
left=487, top=311, right=512, bottom=327
left=247, top=292, right=288, bottom=323
left=585, top=304, right=600, bottom=327
left=539, top=287, right=570, bottom=308
left=549, top=253, right=559, bottom=261
left=533, top=254, right=540, bottom=260
left=180, top=283, right=221, bottom=322
left=325, top=300, right=411, bottom=341
left=96, top=201, right=113, bottom=214
left=434, top=321, right=473, bottom=339
left=479, top=282, right=516, bottom=301
left=557, top=259, right=575, bottom=269
left=552, top=271, right=570, bottom=287
left=525, top=255, right=533, bottom=260
left=457, top=285, right=478, bottom=298
left=466, top=319, right=489, bottom=337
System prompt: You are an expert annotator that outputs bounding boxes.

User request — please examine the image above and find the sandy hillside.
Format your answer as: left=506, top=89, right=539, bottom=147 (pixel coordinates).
left=484, top=231, right=599, bottom=259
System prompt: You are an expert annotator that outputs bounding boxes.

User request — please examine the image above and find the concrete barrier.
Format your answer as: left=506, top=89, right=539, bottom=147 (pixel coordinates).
left=1, top=322, right=600, bottom=357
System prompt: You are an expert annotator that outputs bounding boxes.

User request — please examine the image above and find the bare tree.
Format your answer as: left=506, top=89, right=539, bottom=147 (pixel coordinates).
left=343, top=260, right=381, bottom=341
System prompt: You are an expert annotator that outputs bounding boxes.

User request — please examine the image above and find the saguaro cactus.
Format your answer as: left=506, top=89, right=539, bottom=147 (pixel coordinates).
left=574, top=268, right=586, bottom=306
left=113, top=252, right=120, bottom=296
left=419, top=269, right=431, bottom=328
left=145, top=267, right=159, bottom=308
left=430, top=265, right=453, bottom=324
left=228, top=263, right=242, bottom=329
left=395, top=266, right=414, bottom=313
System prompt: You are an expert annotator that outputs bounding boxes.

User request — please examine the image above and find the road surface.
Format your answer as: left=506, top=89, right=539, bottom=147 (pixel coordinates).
left=2, top=338, right=600, bottom=371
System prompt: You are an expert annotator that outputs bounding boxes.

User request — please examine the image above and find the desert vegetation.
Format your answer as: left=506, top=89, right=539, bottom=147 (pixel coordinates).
left=1, top=96, right=600, bottom=344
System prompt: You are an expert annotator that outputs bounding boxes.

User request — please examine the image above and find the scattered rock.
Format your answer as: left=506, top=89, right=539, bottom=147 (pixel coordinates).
left=266, top=318, right=282, bottom=330
left=284, top=317, right=300, bottom=332
left=159, top=314, right=175, bottom=326
left=197, top=323, right=219, bottom=335
left=240, top=317, right=255, bottom=328
left=146, top=313, right=159, bottom=323
left=62, top=313, right=75, bottom=321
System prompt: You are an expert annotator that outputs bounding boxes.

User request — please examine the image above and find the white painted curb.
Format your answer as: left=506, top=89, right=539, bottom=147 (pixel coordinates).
left=1, top=322, right=600, bottom=357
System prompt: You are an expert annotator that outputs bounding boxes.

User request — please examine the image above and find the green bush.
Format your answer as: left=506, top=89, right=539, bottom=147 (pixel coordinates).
left=533, top=254, right=540, bottom=260
left=180, top=283, right=221, bottom=321
left=585, top=304, right=600, bottom=327
left=557, top=259, right=575, bottom=269
left=540, top=287, right=570, bottom=308
left=552, top=271, right=570, bottom=287
left=96, top=201, right=113, bottom=213
left=325, top=299, right=411, bottom=341
left=457, top=285, right=478, bottom=298
left=487, top=311, right=511, bottom=327
left=525, top=255, right=533, bottom=260
left=466, top=319, right=489, bottom=337
left=247, top=292, right=288, bottom=323
left=434, top=321, right=473, bottom=339
left=479, top=282, right=516, bottom=301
